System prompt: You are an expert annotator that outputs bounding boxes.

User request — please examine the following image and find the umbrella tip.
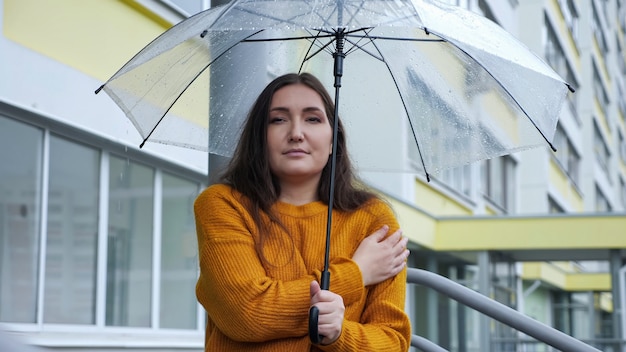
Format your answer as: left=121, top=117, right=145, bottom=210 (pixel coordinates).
left=424, top=27, right=430, bottom=35
left=566, top=83, right=575, bottom=93
left=139, top=140, right=146, bottom=149
left=95, top=84, right=105, bottom=94
left=549, top=143, right=557, bottom=152
left=426, top=173, right=431, bottom=182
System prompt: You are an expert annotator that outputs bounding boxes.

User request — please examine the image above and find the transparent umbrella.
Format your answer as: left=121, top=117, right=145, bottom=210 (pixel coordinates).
left=95, top=0, right=573, bottom=343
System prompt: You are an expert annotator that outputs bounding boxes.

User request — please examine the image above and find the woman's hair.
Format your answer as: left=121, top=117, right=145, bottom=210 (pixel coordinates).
left=220, top=72, right=377, bottom=261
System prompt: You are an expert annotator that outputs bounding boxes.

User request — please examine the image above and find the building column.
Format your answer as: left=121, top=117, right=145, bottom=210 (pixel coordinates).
left=478, top=251, right=491, bottom=352
left=426, top=255, right=439, bottom=345
left=610, top=249, right=623, bottom=348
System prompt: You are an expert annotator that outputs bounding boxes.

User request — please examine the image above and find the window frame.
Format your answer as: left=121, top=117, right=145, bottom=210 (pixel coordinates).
left=0, top=102, right=206, bottom=347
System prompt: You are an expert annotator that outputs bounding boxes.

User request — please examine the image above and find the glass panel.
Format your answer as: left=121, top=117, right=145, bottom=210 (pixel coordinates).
left=159, top=173, right=199, bottom=329
left=166, top=0, right=205, bottom=16
left=0, top=116, right=43, bottom=323
left=44, top=135, right=100, bottom=324
left=107, top=156, right=154, bottom=327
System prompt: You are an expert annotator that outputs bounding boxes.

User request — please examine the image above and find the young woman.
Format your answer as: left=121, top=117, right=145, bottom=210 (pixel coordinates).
left=194, top=72, right=411, bottom=351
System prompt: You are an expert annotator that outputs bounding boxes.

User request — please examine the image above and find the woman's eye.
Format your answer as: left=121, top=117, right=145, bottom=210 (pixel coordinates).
left=269, top=117, right=285, bottom=124
left=307, top=116, right=322, bottom=123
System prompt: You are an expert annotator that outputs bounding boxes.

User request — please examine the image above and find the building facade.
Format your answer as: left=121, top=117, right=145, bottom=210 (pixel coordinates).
left=1, top=0, right=625, bottom=351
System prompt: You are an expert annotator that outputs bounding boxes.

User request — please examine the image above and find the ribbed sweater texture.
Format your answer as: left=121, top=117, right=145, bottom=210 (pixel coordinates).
left=194, top=184, right=411, bottom=351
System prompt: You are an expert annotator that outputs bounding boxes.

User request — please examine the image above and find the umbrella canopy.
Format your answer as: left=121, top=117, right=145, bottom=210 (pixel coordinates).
left=96, top=0, right=572, bottom=179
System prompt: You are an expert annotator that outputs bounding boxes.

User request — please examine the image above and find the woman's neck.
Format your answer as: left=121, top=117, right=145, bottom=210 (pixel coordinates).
left=278, top=177, right=320, bottom=206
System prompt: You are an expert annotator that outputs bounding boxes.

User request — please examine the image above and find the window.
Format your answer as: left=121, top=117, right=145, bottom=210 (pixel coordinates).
left=557, top=0, right=579, bottom=41
left=160, top=173, right=200, bottom=329
left=618, top=84, right=626, bottom=122
left=553, top=292, right=593, bottom=339
left=544, top=16, right=578, bottom=118
left=619, top=130, right=626, bottom=165
left=441, top=165, right=472, bottom=198
left=617, top=35, right=626, bottom=76
left=44, top=136, right=100, bottom=324
left=593, top=64, right=609, bottom=119
left=553, top=124, right=580, bottom=184
left=0, top=112, right=204, bottom=333
left=595, top=185, right=611, bottom=212
left=107, top=156, right=155, bottom=327
left=593, top=121, right=610, bottom=174
left=0, top=116, right=43, bottom=323
left=592, top=3, right=609, bottom=57
left=548, top=196, right=565, bottom=213
left=620, top=177, right=626, bottom=209
left=439, top=0, right=470, bottom=9
left=482, top=156, right=516, bottom=212
left=165, top=0, right=208, bottom=16
left=478, top=0, right=497, bottom=22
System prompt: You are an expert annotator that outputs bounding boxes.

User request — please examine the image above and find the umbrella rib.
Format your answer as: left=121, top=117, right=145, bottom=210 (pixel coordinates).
left=241, top=33, right=335, bottom=43
left=346, top=34, right=444, bottom=43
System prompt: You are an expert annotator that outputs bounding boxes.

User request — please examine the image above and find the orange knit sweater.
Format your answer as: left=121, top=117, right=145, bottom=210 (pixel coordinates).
left=194, top=184, right=411, bottom=351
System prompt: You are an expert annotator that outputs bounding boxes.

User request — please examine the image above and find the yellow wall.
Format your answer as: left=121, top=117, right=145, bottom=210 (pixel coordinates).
left=434, top=214, right=626, bottom=250
left=522, top=262, right=610, bottom=291
left=413, top=179, right=472, bottom=216
left=3, top=0, right=170, bottom=81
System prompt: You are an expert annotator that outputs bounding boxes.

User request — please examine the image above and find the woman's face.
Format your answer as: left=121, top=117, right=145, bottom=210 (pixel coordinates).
left=267, top=83, right=333, bottom=185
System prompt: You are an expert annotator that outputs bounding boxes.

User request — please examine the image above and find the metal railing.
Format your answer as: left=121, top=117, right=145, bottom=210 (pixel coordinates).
left=406, top=268, right=602, bottom=352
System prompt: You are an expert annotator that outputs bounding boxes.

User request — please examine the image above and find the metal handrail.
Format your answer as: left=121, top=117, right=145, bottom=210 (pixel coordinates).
left=407, top=268, right=602, bottom=352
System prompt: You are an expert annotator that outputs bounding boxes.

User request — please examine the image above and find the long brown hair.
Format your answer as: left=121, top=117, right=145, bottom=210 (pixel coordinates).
left=220, top=73, right=377, bottom=261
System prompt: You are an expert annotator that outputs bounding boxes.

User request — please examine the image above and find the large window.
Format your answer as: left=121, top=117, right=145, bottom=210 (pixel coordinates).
left=0, top=113, right=204, bottom=333
left=44, top=136, right=100, bottom=324
left=107, top=156, right=155, bottom=327
left=159, top=173, right=200, bottom=329
left=0, top=116, right=43, bottom=323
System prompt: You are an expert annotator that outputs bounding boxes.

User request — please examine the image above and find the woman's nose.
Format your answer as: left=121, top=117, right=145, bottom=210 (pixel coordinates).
left=289, top=122, right=304, bottom=142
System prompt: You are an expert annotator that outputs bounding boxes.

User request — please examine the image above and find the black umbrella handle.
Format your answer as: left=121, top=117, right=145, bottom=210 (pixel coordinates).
left=309, top=271, right=330, bottom=344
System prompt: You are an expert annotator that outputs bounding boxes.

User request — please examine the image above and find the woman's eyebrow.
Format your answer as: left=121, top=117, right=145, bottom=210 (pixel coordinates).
left=269, top=106, right=324, bottom=113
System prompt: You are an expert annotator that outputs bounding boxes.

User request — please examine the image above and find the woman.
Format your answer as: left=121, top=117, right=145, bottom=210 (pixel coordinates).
left=194, top=73, right=411, bottom=351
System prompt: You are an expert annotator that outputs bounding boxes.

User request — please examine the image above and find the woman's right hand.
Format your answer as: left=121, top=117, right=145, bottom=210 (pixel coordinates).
left=352, top=225, right=409, bottom=286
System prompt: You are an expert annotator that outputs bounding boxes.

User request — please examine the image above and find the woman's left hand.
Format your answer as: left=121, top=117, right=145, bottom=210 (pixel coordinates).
left=310, top=280, right=345, bottom=345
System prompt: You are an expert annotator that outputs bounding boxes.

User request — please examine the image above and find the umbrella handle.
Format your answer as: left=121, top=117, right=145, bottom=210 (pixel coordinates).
left=308, top=271, right=330, bottom=344
left=308, top=306, right=324, bottom=344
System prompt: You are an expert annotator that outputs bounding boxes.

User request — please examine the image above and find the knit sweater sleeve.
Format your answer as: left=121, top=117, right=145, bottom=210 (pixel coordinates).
left=320, top=200, right=411, bottom=352
left=194, top=184, right=363, bottom=343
